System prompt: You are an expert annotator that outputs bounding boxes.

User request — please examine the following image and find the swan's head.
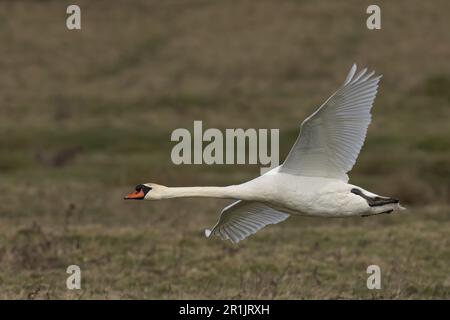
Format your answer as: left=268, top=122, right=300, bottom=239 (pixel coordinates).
left=124, top=183, right=168, bottom=200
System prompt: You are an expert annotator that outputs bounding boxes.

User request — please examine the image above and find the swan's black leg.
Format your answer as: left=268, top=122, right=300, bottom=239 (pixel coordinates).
left=361, top=209, right=394, bottom=217
left=351, top=188, right=399, bottom=207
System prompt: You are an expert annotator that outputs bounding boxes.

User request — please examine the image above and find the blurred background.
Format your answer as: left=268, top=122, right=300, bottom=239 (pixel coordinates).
left=0, top=0, right=448, bottom=299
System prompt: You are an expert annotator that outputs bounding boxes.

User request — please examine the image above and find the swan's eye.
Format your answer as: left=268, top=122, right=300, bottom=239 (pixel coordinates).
left=135, top=184, right=152, bottom=195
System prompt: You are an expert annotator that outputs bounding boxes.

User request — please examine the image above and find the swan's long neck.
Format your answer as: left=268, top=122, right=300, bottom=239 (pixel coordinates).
left=161, top=185, right=249, bottom=200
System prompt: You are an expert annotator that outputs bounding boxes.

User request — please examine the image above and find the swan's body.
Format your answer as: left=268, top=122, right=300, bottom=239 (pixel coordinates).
left=229, top=170, right=393, bottom=218
left=125, top=64, right=405, bottom=243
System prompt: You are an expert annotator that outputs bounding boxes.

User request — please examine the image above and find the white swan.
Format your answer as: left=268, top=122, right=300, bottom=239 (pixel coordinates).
left=125, top=64, right=405, bottom=243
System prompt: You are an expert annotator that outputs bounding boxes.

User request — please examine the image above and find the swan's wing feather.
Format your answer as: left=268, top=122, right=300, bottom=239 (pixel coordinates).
left=205, top=200, right=289, bottom=243
left=280, top=64, right=382, bottom=181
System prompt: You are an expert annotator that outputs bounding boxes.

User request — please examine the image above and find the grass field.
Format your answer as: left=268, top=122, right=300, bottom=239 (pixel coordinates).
left=0, top=0, right=449, bottom=299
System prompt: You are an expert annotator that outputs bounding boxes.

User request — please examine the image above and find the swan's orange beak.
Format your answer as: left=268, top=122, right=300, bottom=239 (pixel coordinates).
left=124, top=190, right=145, bottom=200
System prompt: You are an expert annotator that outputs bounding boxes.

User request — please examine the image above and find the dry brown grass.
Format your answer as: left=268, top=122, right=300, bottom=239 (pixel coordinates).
left=0, top=0, right=449, bottom=299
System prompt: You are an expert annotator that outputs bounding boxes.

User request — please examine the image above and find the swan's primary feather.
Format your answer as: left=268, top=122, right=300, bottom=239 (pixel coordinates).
left=280, top=64, right=382, bottom=182
left=205, top=200, right=290, bottom=243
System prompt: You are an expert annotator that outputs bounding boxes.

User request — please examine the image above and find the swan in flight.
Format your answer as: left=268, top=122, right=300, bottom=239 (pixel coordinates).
left=125, top=64, right=405, bottom=243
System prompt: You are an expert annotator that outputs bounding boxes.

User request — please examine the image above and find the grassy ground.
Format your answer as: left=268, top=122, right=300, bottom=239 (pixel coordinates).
left=0, top=0, right=449, bottom=299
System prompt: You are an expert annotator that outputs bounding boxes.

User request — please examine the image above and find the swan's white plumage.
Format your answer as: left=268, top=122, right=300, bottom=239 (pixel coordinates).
left=344, top=63, right=357, bottom=85
left=132, top=64, right=404, bottom=244
left=280, top=64, right=382, bottom=181
left=205, top=64, right=386, bottom=242
left=205, top=200, right=289, bottom=243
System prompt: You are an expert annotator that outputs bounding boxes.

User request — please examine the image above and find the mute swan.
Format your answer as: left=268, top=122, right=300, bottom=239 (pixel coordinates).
left=125, top=64, right=405, bottom=243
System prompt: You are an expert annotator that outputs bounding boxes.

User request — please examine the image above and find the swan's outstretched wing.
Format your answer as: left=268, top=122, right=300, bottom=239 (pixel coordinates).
left=280, top=64, right=382, bottom=181
left=205, top=200, right=289, bottom=243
